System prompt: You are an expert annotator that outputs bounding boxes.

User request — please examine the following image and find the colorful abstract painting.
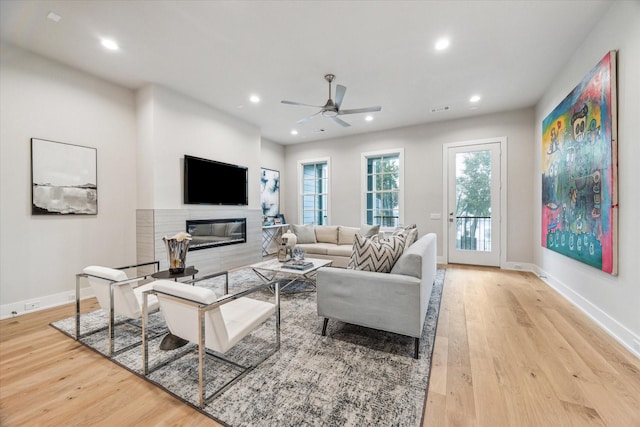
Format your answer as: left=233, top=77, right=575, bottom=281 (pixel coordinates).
left=541, top=51, right=617, bottom=275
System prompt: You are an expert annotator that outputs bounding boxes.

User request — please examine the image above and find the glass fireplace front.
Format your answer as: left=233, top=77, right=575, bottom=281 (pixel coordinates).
left=186, top=218, right=246, bottom=251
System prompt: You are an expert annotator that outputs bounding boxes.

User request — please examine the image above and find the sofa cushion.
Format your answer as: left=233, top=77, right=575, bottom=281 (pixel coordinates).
left=338, top=226, right=359, bottom=245
left=315, top=225, right=339, bottom=244
left=296, top=242, right=335, bottom=255
left=326, top=245, right=353, bottom=257
left=347, top=234, right=406, bottom=273
left=291, top=223, right=317, bottom=244
left=359, top=224, right=380, bottom=238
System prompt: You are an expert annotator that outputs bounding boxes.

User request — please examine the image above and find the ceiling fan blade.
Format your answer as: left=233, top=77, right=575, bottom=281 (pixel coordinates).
left=297, top=110, right=322, bottom=125
left=334, top=85, right=346, bottom=109
left=331, top=116, right=351, bottom=127
left=338, top=106, right=382, bottom=115
left=281, top=100, right=324, bottom=108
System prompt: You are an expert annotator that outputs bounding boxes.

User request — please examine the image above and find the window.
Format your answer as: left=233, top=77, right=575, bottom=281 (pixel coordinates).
left=362, top=149, right=403, bottom=228
left=299, top=158, right=329, bottom=225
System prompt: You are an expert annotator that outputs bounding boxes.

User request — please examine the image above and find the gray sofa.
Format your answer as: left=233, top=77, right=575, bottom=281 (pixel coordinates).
left=316, top=233, right=437, bottom=358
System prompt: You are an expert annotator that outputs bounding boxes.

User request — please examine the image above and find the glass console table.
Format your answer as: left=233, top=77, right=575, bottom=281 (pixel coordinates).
left=262, top=224, right=289, bottom=256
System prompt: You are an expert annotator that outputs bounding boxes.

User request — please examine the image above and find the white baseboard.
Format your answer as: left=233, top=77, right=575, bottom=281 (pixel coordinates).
left=0, top=287, right=94, bottom=320
left=532, top=265, right=640, bottom=360
left=502, top=261, right=537, bottom=272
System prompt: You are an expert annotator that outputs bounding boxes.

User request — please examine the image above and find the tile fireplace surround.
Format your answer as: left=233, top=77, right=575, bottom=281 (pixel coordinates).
left=136, top=208, right=262, bottom=276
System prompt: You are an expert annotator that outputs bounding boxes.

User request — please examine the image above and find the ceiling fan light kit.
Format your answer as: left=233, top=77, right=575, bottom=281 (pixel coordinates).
left=282, top=74, right=381, bottom=128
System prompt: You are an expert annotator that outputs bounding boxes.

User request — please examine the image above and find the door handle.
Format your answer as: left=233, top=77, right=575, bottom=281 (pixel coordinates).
left=449, top=212, right=454, bottom=223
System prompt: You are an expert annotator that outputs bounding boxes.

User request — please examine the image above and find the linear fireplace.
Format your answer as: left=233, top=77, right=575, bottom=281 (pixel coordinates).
left=186, top=218, right=246, bottom=251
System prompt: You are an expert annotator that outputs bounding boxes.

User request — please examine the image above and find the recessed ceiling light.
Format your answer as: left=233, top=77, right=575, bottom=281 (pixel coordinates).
left=249, top=95, right=260, bottom=103
left=47, top=11, right=62, bottom=22
left=291, top=130, right=298, bottom=135
left=365, top=115, right=373, bottom=122
left=101, top=39, right=119, bottom=51
left=435, top=38, right=450, bottom=51
left=469, top=95, right=481, bottom=103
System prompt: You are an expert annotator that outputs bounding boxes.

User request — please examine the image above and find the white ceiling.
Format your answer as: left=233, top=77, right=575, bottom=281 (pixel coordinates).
left=0, top=0, right=612, bottom=145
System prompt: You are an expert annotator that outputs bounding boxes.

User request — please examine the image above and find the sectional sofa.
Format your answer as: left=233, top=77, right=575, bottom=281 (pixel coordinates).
left=288, top=224, right=379, bottom=268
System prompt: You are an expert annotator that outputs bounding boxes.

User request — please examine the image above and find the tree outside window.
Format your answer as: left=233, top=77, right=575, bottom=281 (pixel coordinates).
left=456, top=150, right=491, bottom=250
left=366, top=154, right=400, bottom=227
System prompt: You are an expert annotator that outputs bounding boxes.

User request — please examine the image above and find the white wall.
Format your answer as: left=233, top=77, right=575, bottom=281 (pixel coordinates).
left=534, top=1, right=640, bottom=356
left=138, top=85, right=262, bottom=210
left=284, top=108, right=535, bottom=264
left=0, top=43, right=138, bottom=317
left=260, top=137, right=287, bottom=217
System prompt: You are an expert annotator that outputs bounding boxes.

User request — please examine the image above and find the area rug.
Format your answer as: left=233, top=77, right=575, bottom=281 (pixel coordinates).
left=52, top=268, right=445, bottom=426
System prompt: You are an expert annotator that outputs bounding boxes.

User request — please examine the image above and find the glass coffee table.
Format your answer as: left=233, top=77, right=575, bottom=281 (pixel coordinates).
left=250, top=257, right=333, bottom=292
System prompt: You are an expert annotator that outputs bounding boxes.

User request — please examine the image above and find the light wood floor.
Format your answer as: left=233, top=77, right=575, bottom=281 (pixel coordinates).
left=425, top=265, right=640, bottom=427
left=1, top=266, right=638, bottom=426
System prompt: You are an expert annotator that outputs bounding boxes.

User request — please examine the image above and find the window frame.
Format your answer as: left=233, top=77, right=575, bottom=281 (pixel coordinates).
left=297, top=157, right=331, bottom=225
left=361, top=148, right=404, bottom=230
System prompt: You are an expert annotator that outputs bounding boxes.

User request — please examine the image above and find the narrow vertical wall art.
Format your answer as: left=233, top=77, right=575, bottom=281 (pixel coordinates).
left=260, top=168, right=280, bottom=217
left=541, top=51, right=617, bottom=275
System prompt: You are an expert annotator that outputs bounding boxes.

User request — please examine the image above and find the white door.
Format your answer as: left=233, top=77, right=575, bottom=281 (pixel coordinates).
left=446, top=142, right=502, bottom=266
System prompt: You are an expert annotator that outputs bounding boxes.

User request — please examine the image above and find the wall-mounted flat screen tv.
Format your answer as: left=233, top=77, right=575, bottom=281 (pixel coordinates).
left=184, top=155, right=248, bottom=205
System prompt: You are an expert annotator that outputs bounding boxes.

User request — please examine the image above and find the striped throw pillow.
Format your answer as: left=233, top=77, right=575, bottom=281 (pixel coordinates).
left=347, top=233, right=406, bottom=273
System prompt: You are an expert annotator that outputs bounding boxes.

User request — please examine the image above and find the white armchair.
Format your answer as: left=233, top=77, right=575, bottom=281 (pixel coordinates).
left=143, top=276, right=280, bottom=408
left=77, top=261, right=160, bottom=356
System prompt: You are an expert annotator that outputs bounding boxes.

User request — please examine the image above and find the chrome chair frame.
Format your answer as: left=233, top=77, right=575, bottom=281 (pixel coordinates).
left=142, top=274, right=280, bottom=409
left=75, top=260, right=160, bottom=357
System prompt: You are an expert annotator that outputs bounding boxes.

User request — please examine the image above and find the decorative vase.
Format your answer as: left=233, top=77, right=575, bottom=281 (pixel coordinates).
left=163, top=232, right=192, bottom=273
left=282, top=230, right=297, bottom=249
left=278, top=238, right=291, bottom=262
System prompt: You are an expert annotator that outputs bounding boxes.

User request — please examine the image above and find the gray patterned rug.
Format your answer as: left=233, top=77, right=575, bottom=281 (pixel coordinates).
left=51, top=268, right=445, bottom=426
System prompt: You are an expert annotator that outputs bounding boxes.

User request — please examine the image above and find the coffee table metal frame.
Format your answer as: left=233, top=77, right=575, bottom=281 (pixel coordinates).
left=250, top=257, right=333, bottom=292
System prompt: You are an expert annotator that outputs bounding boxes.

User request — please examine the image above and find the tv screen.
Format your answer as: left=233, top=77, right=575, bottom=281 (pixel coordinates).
left=183, top=155, right=248, bottom=205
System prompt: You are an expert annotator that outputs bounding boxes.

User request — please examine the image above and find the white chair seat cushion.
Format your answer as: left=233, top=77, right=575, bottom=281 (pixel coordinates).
left=221, top=297, right=275, bottom=350
left=152, top=280, right=274, bottom=353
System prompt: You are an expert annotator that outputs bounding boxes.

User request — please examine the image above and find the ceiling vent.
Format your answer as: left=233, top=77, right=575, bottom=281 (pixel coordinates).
left=430, top=106, right=450, bottom=113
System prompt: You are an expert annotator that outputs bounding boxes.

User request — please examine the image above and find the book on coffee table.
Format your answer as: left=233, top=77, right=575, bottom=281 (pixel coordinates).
left=282, top=260, right=314, bottom=270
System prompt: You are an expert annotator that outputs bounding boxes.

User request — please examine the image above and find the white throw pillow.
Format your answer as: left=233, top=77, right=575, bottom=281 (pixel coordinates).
left=291, top=224, right=317, bottom=244
left=359, top=224, right=381, bottom=238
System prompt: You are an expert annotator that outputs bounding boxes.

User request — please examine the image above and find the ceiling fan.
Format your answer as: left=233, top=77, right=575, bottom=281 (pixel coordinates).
left=281, top=74, right=381, bottom=127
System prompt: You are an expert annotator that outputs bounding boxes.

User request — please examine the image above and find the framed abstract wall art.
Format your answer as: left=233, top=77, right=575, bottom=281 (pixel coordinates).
left=31, top=138, right=98, bottom=215
left=541, top=51, right=617, bottom=275
left=260, top=167, right=280, bottom=217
